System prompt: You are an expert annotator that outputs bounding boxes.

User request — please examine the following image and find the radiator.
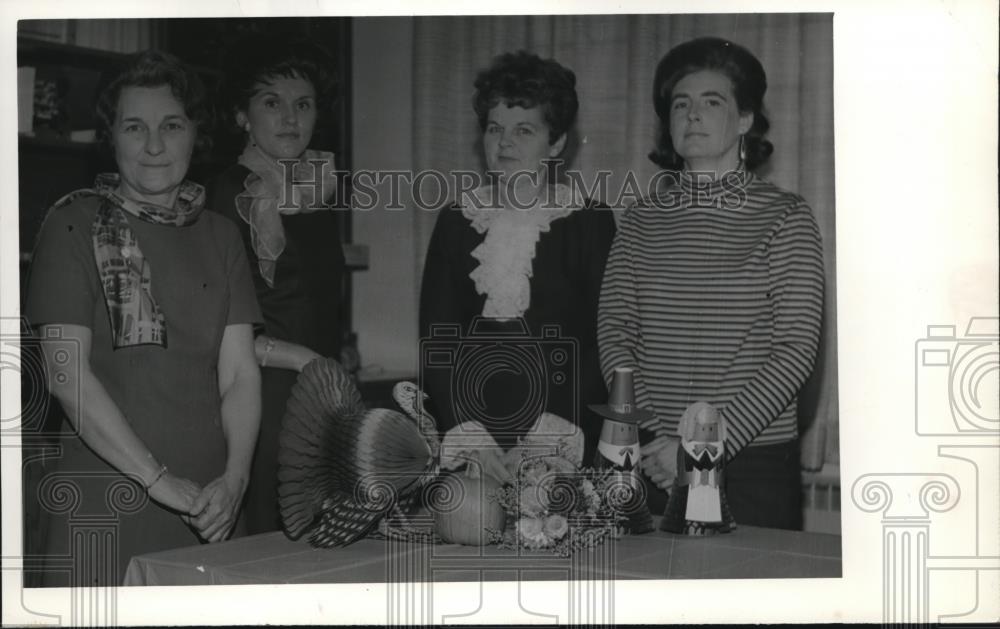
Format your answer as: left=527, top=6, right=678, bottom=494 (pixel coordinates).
left=802, top=463, right=841, bottom=535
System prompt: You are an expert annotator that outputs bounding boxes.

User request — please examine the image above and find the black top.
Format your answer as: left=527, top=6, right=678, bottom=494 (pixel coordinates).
left=208, top=163, right=344, bottom=357
left=419, top=201, right=616, bottom=460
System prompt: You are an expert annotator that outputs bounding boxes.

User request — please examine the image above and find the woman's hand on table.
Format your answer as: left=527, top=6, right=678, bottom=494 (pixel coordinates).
left=148, top=473, right=202, bottom=514
left=641, top=436, right=680, bottom=490
left=188, top=473, right=247, bottom=543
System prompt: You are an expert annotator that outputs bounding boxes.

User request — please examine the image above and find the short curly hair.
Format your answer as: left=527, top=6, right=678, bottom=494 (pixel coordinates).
left=648, top=37, right=774, bottom=171
left=220, top=35, right=338, bottom=129
left=472, top=51, right=579, bottom=145
left=96, top=50, right=212, bottom=155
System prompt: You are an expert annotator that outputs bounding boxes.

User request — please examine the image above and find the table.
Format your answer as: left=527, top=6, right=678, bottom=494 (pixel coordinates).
left=123, top=525, right=840, bottom=586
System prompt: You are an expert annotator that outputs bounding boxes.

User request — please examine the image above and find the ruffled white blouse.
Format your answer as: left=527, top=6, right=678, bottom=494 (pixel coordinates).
left=460, top=184, right=584, bottom=319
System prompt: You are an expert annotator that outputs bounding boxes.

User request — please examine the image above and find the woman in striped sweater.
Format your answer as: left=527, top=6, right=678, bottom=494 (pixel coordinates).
left=598, top=37, right=824, bottom=529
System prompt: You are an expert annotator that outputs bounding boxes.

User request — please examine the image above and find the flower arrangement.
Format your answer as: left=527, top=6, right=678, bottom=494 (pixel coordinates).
left=486, top=451, right=627, bottom=556
left=435, top=412, right=636, bottom=556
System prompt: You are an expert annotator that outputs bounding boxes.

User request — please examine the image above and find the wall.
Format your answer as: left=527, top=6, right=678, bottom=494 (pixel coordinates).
left=351, top=17, right=420, bottom=376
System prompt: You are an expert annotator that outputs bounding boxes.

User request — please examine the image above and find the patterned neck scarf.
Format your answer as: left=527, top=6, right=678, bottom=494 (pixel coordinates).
left=80, top=173, right=204, bottom=348
left=235, top=143, right=337, bottom=287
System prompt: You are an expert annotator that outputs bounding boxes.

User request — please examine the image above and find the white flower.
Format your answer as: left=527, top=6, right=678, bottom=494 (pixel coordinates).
left=544, top=514, right=569, bottom=540
left=580, top=479, right=602, bottom=514
left=517, top=517, right=552, bottom=548
left=519, top=485, right=549, bottom=517
left=522, top=462, right=549, bottom=487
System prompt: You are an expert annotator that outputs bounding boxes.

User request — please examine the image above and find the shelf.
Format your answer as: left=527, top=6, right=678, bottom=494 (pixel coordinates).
left=18, top=34, right=221, bottom=80
left=17, top=35, right=126, bottom=68
left=19, top=134, right=99, bottom=154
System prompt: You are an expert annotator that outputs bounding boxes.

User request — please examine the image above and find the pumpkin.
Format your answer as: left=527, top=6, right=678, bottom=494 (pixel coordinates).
left=432, top=472, right=506, bottom=545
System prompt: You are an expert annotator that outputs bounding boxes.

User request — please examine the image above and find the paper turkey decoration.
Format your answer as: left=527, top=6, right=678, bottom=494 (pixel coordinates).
left=277, top=358, right=587, bottom=548
left=277, top=358, right=441, bottom=547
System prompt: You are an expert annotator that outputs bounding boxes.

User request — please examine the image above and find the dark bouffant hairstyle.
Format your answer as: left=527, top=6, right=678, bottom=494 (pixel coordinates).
left=96, top=50, right=212, bottom=154
left=220, top=35, right=338, bottom=128
left=473, top=51, right=579, bottom=144
left=648, top=37, right=774, bottom=171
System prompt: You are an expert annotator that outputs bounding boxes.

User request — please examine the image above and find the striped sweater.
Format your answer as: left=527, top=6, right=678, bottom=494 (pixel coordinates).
left=597, top=171, right=824, bottom=459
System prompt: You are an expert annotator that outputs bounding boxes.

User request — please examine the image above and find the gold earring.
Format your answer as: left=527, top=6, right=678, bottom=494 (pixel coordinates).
left=739, top=135, right=747, bottom=167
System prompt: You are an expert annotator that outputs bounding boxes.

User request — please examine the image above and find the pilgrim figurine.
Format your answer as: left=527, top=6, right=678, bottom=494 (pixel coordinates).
left=661, top=402, right=736, bottom=535
left=589, top=368, right=654, bottom=534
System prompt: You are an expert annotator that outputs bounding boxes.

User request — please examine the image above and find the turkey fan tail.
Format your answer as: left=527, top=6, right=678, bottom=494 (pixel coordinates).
left=278, top=362, right=436, bottom=544
left=350, top=408, right=436, bottom=505
left=305, top=409, right=433, bottom=543
left=300, top=357, right=365, bottom=417
left=278, top=358, right=364, bottom=541
left=306, top=493, right=384, bottom=548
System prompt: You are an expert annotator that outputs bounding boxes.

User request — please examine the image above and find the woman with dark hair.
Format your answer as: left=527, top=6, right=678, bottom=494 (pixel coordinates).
left=420, top=51, right=616, bottom=465
left=598, top=37, right=825, bottom=529
left=26, top=50, right=262, bottom=586
left=647, top=37, right=774, bottom=172
left=207, top=36, right=344, bottom=534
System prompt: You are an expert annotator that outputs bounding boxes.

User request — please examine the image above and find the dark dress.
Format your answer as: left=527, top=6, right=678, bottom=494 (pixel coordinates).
left=24, top=195, right=261, bottom=586
left=419, top=201, right=616, bottom=462
left=208, top=163, right=344, bottom=535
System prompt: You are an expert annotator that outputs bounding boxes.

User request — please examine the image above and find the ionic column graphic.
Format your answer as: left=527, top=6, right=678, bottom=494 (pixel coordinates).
left=385, top=533, right=433, bottom=628
left=852, top=473, right=960, bottom=627
left=37, top=472, right=148, bottom=627
left=569, top=527, right=616, bottom=628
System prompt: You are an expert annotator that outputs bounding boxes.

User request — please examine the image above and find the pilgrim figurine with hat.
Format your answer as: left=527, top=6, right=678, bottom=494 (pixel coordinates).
left=660, top=401, right=736, bottom=536
left=589, top=367, right=655, bottom=533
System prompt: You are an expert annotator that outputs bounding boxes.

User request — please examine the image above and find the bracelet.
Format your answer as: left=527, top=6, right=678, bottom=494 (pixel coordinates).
left=260, top=337, right=276, bottom=368
left=146, top=464, right=168, bottom=490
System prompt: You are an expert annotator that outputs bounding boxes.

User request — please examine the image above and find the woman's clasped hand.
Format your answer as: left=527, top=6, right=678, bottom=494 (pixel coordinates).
left=174, top=474, right=248, bottom=543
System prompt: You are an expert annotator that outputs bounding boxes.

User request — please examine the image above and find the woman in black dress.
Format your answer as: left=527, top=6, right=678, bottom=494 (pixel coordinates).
left=419, top=51, right=615, bottom=465
left=208, top=37, right=343, bottom=534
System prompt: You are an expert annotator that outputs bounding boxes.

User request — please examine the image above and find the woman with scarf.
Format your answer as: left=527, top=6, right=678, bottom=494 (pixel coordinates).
left=25, top=51, right=262, bottom=586
left=419, top=51, right=616, bottom=467
left=598, top=37, right=825, bottom=529
left=207, top=37, right=343, bottom=534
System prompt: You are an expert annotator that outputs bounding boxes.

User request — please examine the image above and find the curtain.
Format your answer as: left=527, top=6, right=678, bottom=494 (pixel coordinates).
left=410, top=14, right=837, bottom=467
